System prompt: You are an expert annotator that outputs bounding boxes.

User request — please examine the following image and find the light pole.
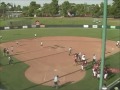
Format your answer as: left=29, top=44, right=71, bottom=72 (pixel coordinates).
left=99, top=0, right=108, bottom=90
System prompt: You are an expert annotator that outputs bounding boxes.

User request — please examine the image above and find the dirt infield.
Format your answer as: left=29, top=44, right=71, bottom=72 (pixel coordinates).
left=0, top=36, right=119, bottom=86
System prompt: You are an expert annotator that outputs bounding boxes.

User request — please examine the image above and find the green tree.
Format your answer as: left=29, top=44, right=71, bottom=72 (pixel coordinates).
left=34, top=7, right=42, bottom=17
left=0, top=2, right=7, bottom=19
left=28, top=1, right=41, bottom=17
left=68, top=3, right=76, bottom=16
left=107, top=4, right=114, bottom=17
left=42, top=3, right=51, bottom=16
left=60, top=1, right=71, bottom=16
left=112, top=0, right=120, bottom=18
left=16, top=5, right=22, bottom=11
left=6, top=3, right=12, bottom=11
left=99, top=3, right=104, bottom=16
left=92, top=4, right=101, bottom=17
left=50, top=0, right=59, bottom=16
left=75, top=4, right=86, bottom=16
left=22, top=6, right=29, bottom=16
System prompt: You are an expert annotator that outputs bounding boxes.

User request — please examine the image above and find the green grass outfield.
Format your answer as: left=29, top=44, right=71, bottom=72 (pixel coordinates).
left=0, top=28, right=120, bottom=90
left=0, top=17, right=120, bottom=26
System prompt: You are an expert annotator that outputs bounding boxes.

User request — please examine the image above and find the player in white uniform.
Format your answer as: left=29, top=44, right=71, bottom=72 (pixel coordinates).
left=53, top=75, right=59, bottom=89
left=81, top=54, right=87, bottom=64
left=68, top=47, right=72, bottom=55
left=116, top=41, right=120, bottom=47
left=40, top=41, right=43, bottom=46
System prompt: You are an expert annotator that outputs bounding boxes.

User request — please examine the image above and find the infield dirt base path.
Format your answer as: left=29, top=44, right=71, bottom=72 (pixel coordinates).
left=0, top=36, right=119, bottom=86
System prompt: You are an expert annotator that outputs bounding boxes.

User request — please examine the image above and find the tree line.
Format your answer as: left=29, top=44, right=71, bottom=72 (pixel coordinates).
left=0, top=0, right=120, bottom=18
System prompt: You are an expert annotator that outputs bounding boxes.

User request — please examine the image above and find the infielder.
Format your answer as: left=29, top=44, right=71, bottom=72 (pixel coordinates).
left=16, top=41, right=19, bottom=46
left=81, top=62, right=84, bottom=70
left=53, top=75, right=60, bottom=89
left=92, top=54, right=96, bottom=65
left=78, top=52, right=82, bottom=61
left=74, top=53, right=79, bottom=65
left=40, top=41, right=43, bottom=46
left=81, top=54, right=87, bottom=64
left=68, top=47, right=72, bottom=55
left=6, top=48, right=9, bottom=56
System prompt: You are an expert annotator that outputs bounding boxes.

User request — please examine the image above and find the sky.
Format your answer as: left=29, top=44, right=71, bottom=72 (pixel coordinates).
left=0, top=0, right=113, bottom=7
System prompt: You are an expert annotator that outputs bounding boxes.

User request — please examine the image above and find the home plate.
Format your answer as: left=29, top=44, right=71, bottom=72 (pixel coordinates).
left=112, top=48, right=114, bottom=50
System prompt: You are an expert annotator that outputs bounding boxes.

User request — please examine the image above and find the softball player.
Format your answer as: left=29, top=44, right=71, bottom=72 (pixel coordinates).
left=92, top=67, right=97, bottom=77
left=6, top=48, right=9, bottom=56
left=81, top=54, right=87, bottom=64
left=116, top=41, right=120, bottom=47
left=40, top=41, right=43, bottom=46
left=8, top=56, right=13, bottom=65
left=78, top=52, right=82, bottom=61
left=74, top=53, right=78, bottom=65
left=53, top=75, right=60, bottom=89
left=81, top=62, right=84, bottom=70
left=16, top=41, right=19, bottom=46
left=34, top=34, right=37, bottom=38
left=68, top=47, right=72, bottom=55
left=92, top=54, right=96, bottom=65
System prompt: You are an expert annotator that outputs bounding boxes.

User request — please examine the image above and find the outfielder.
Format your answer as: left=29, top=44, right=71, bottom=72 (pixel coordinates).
left=116, top=41, right=120, bottom=47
